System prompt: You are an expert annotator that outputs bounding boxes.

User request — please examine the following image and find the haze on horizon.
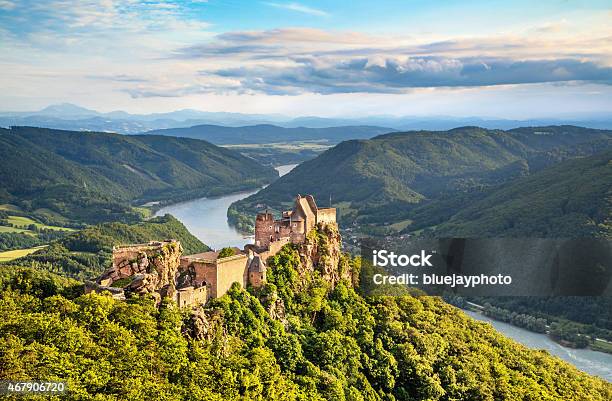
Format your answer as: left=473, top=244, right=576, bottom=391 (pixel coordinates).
left=1, top=0, right=611, bottom=120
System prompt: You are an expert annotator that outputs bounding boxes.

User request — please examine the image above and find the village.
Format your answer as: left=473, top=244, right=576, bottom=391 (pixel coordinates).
left=86, top=194, right=337, bottom=307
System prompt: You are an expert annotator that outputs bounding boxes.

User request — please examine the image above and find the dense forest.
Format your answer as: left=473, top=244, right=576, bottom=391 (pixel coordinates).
left=229, top=126, right=611, bottom=236
left=1, top=239, right=610, bottom=400
left=416, top=149, right=611, bottom=237
left=0, top=127, right=278, bottom=224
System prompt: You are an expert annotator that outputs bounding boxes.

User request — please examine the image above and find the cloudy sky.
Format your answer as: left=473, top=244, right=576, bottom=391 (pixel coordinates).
left=1, top=0, right=611, bottom=118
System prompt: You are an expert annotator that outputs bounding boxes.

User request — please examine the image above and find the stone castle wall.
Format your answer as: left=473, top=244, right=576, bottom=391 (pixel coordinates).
left=257, top=236, right=290, bottom=261
left=214, top=254, right=249, bottom=298
left=175, top=286, right=207, bottom=308
left=249, top=270, right=265, bottom=288
left=316, top=208, right=336, bottom=225
left=189, top=261, right=218, bottom=299
left=91, top=195, right=339, bottom=309
left=183, top=253, right=251, bottom=299
left=255, top=212, right=275, bottom=249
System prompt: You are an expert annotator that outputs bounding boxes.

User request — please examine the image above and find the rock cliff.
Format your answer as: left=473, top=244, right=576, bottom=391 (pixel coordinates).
left=298, top=222, right=352, bottom=288
left=94, top=240, right=184, bottom=302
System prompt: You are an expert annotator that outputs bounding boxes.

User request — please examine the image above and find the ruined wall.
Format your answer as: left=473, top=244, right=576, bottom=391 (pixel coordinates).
left=189, top=261, right=218, bottom=300
left=305, top=195, right=318, bottom=213
left=295, top=197, right=316, bottom=233
left=255, top=212, right=275, bottom=249
left=290, top=231, right=306, bottom=244
left=316, top=208, right=336, bottom=225
left=270, top=236, right=291, bottom=254
left=258, top=237, right=290, bottom=261
left=175, top=286, right=207, bottom=308
left=249, top=270, right=266, bottom=288
left=98, top=240, right=182, bottom=290
left=214, top=254, right=249, bottom=297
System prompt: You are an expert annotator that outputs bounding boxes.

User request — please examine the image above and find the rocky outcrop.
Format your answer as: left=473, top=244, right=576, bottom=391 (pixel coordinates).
left=95, top=240, right=184, bottom=301
left=298, top=222, right=351, bottom=288
left=260, top=290, right=287, bottom=324
left=185, top=308, right=225, bottom=342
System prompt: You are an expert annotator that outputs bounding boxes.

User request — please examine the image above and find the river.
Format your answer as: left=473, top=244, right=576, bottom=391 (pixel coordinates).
left=464, top=310, right=612, bottom=381
left=154, top=164, right=297, bottom=250
left=155, top=163, right=611, bottom=381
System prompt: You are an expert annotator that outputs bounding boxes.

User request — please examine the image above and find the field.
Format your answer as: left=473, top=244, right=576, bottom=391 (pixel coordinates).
left=0, top=226, right=33, bottom=234
left=224, top=140, right=332, bottom=151
left=389, top=219, right=414, bottom=232
left=132, top=207, right=152, bottom=219
left=0, top=245, right=47, bottom=262
left=0, top=204, right=22, bottom=212
left=6, top=215, right=75, bottom=231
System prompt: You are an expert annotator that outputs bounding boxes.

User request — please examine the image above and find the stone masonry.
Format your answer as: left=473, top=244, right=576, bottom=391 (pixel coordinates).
left=87, top=194, right=337, bottom=308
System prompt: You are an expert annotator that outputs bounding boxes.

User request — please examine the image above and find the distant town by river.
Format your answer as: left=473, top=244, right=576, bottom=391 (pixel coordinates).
left=155, top=163, right=611, bottom=382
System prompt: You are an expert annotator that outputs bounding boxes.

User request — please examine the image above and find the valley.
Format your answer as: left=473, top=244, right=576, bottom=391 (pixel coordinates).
left=230, top=125, right=612, bottom=238
left=0, top=122, right=610, bottom=395
left=154, top=164, right=297, bottom=249
left=3, top=1, right=611, bottom=398
left=0, top=126, right=278, bottom=225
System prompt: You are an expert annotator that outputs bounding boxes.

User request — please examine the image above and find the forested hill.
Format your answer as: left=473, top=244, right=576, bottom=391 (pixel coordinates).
left=230, top=125, right=611, bottom=234
left=423, top=149, right=612, bottom=237
left=1, top=228, right=610, bottom=399
left=0, top=126, right=278, bottom=224
left=143, top=124, right=392, bottom=145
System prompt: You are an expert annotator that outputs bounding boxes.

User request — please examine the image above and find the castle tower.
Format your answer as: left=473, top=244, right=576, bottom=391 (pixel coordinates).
left=254, top=211, right=275, bottom=249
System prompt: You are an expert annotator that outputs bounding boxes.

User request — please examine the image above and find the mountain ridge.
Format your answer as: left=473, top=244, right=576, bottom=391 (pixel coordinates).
left=2, top=103, right=612, bottom=134
left=0, top=126, right=278, bottom=224
left=229, top=125, right=612, bottom=235
left=142, top=124, right=394, bottom=145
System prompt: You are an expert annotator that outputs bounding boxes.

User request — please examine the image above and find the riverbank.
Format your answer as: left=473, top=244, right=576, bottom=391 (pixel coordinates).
left=463, top=309, right=612, bottom=382
left=142, top=179, right=276, bottom=217
left=459, top=300, right=612, bottom=355
left=154, top=164, right=297, bottom=250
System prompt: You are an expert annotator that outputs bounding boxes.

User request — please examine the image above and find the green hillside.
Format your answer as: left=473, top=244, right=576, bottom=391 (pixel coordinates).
left=426, top=150, right=612, bottom=237
left=0, top=241, right=609, bottom=399
left=9, top=215, right=209, bottom=280
left=0, top=127, right=278, bottom=224
left=230, top=126, right=611, bottom=234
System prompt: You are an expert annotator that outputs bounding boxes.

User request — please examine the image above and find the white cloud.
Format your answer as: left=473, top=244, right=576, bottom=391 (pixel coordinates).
left=264, top=2, right=329, bottom=17
left=0, top=0, right=16, bottom=10
left=1, top=2, right=611, bottom=117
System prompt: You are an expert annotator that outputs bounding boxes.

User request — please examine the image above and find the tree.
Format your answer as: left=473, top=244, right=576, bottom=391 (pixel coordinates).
left=218, top=247, right=236, bottom=258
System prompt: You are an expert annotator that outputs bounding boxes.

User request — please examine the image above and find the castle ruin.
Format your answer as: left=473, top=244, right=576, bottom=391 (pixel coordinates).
left=87, top=194, right=336, bottom=307
left=254, top=194, right=336, bottom=250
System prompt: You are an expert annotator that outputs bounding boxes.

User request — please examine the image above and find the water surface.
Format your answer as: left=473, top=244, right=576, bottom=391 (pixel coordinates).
left=464, top=310, right=612, bottom=381
left=155, top=164, right=297, bottom=250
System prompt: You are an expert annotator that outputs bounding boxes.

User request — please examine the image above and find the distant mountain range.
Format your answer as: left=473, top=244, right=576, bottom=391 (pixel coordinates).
left=230, top=125, right=612, bottom=237
left=0, top=126, right=277, bottom=224
left=1, top=103, right=611, bottom=135
left=143, top=124, right=393, bottom=145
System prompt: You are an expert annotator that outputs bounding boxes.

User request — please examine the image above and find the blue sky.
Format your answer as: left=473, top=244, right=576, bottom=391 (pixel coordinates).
left=0, top=0, right=611, bottom=118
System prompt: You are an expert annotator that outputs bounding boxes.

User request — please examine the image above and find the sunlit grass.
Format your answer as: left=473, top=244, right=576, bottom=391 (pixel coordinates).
left=6, top=215, right=75, bottom=231
left=0, top=245, right=47, bottom=262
